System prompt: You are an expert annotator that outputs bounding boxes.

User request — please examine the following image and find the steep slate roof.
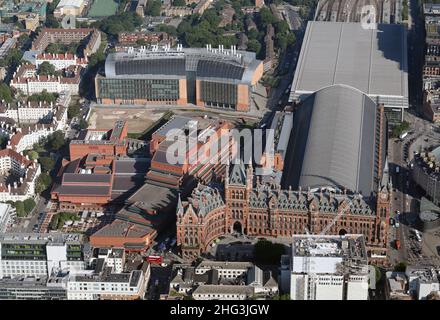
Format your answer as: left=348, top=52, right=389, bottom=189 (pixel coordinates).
left=229, top=163, right=247, bottom=185
left=179, top=164, right=375, bottom=218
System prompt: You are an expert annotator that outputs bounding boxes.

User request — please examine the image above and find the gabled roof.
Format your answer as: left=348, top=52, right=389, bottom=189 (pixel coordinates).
left=229, top=163, right=246, bottom=185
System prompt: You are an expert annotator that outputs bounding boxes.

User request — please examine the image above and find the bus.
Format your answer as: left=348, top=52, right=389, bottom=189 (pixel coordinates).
left=146, top=256, right=163, bottom=264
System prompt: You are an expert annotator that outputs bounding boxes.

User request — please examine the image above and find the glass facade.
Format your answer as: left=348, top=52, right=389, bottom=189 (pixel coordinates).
left=200, top=81, right=238, bottom=109
left=1, top=244, right=47, bottom=261
left=98, top=78, right=180, bottom=102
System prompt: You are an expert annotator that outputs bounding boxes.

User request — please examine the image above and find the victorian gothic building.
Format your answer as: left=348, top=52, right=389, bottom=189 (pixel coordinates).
left=176, top=163, right=391, bottom=261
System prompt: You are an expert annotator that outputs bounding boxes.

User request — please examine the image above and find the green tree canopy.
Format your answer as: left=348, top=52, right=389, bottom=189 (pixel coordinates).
left=48, top=131, right=65, bottom=151
left=23, top=198, right=36, bottom=214
left=39, top=156, right=55, bottom=172
left=14, top=201, right=26, bottom=217
left=172, top=0, right=186, bottom=6
left=0, top=84, right=13, bottom=103
left=36, top=172, right=52, bottom=193
left=145, top=0, right=162, bottom=16
left=37, top=61, right=57, bottom=76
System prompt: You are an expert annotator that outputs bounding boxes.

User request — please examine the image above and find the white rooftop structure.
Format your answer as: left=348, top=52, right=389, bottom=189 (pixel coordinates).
left=290, top=21, right=408, bottom=120
left=290, top=234, right=369, bottom=300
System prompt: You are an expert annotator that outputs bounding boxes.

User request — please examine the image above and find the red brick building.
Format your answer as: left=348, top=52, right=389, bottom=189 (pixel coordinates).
left=51, top=120, right=149, bottom=211
left=177, top=164, right=391, bottom=261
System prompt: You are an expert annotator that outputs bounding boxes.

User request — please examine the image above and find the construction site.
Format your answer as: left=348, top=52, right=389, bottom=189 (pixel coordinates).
left=315, top=0, right=403, bottom=23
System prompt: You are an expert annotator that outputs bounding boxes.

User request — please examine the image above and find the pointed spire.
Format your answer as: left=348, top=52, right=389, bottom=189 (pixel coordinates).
left=177, top=193, right=183, bottom=215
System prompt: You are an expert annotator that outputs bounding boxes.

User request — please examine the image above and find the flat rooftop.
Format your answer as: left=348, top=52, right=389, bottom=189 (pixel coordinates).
left=292, top=234, right=367, bottom=260
left=290, top=21, right=408, bottom=108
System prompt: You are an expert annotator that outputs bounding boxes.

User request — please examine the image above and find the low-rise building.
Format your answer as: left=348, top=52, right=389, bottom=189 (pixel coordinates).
left=0, top=275, right=68, bottom=300
left=0, top=233, right=86, bottom=278
left=0, top=203, right=16, bottom=233
left=192, top=284, right=254, bottom=300
left=54, top=0, right=86, bottom=17
left=67, top=261, right=148, bottom=300
left=406, top=266, right=440, bottom=300
left=385, top=271, right=412, bottom=300
left=32, top=28, right=101, bottom=58
left=10, top=64, right=83, bottom=95
left=0, top=149, right=41, bottom=202
left=35, top=53, right=88, bottom=70
left=195, top=261, right=253, bottom=280
left=289, top=234, right=369, bottom=300
left=246, top=265, right=278, bottom=295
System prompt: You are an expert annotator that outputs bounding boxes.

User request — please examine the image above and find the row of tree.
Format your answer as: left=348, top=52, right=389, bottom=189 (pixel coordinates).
left=7, top=199, right=36, bottom=218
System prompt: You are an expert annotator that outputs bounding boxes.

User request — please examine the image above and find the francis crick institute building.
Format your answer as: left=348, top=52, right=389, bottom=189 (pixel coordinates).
left=176, top=84, right=392, bottom=263
left=94, top=45, right=263, bottom=112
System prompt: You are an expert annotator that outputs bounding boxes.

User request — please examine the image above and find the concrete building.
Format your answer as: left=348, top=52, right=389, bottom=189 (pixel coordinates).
left=95, top=45, right=263, bottom=112
left=0, top=203, right=15, bottom=233
left=246, top=265, right=278, bottom=295
left=289, top=21, right=408, bottom=124
left=54, top=0, right=85, bottom=17
left=0, top=37, right=17, bottom=59
left=0, top=233, right=86, bottom=278
left=35, top=53, right=88, bottom=70
left=67, top=261, right=149, bottom=300
left=406, top=266, right=440, bottom=300
left=0, top=149, right=41, bottom=202
left=192, top=284, right=254, bottom=300
left=31, top=28, right=101, bottom=58
left=385, top=271, right=412, bottom=300
left=10, top=64, right=83, bottom=95
left=195, top=261, right=253, bottom=279
left=0, top=275, right=68, bottom=300
left=411, top=147, right=440, bottom=206
left=289, top=234, right=369, bottom=300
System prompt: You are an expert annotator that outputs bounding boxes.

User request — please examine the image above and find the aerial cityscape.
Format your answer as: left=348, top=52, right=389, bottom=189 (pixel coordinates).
left=0, top=0, right=439, bottom=304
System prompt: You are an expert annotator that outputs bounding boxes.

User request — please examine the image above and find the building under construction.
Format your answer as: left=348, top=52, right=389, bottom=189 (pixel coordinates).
left=289, top=234, right=369, bottom=300
left=315, top=0, right=403, bottom=24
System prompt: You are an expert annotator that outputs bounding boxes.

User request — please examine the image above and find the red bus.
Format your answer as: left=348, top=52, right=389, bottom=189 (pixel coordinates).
left=146, top=255, right=163, bottom=264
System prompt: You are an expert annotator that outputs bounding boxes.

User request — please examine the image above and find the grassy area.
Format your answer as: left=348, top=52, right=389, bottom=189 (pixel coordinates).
left=88, top=0, right=119, bottom=17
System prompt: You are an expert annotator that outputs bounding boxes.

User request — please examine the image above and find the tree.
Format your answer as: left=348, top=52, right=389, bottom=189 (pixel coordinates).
left=28, top=90, right=58, bottom=103
left=145, top=0, right=162, bottom=16
left=39, top=156, right=55, bottom=172
left=67, top=103, right=81, bottom=119
left=78, top=119, right=88, bottom=130
left=45, top=15, right=60, bottom=28
left=23, top=198, right=36, bottom=214
left=247, top=39, right=261, bottom=54
left=155, top=24, right=178, bottom=37
left=50, top=214, right=59, bottom=230
left=258, top=7, right=277, bottom=28
left=0, top=84, right=13, bottom=103
left=48, top=131, right=65, bottom=151
left=35, top=172, right=52, bottom=193
left=27, top=150, right=39, bottom=160
left=173, top=0, right=186, bottom=6
left=37, top=61, right=57, bottom=76
left=14, top=201, right=26, bottom=217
